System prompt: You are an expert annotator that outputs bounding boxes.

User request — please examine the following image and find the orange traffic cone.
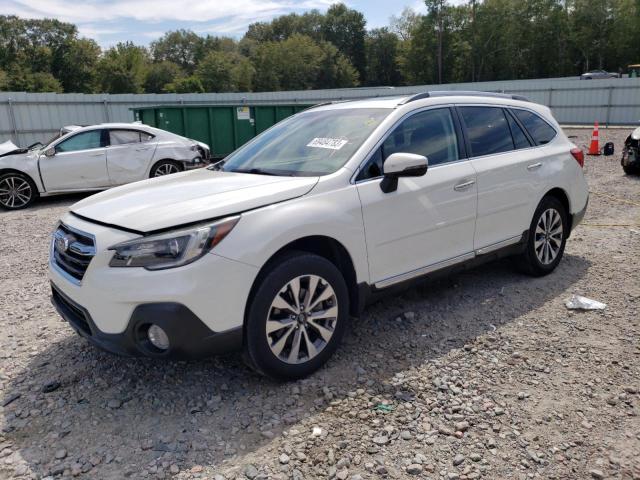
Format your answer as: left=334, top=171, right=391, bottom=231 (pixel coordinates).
left=587, top=122, right=600, bottom=155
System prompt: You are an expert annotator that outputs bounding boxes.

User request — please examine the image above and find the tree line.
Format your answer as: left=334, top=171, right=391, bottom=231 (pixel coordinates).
left=0, top=0, right=638, bottom=94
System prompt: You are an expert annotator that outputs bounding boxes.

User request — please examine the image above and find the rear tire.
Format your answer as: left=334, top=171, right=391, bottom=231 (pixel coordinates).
left=150, top=160, right=183, bottom=177
left=515, top=195, right=568, bottom=277
left=244, top=252, right=349, bottom=380
left=0, top=172, right=38, bottom=210
left=622, top=163, right=640, bottom=175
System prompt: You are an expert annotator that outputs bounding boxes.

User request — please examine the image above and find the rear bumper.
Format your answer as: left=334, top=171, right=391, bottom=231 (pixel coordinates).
left=51, top=282, right=242, bottom=359
left=571, top=196, right=588, bottom=232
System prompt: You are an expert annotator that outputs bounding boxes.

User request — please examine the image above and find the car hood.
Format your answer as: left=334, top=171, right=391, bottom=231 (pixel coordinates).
left=0, top=140, right=25, bottom=157
left=70, top=168, right=319, bottom=232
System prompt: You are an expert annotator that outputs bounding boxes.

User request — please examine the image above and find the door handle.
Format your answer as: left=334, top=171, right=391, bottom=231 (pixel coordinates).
left=454, top=180, right=475, bottom=191
left=89, top=153, right=103, bottom=157
left=527, top=162, right=542, bottom=170
left=135, top=147, right=151, bottom=151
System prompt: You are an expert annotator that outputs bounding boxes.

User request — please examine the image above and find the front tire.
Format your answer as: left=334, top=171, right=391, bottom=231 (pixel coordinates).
left=0, top=172, right=37, bottom=210
left=622, top=163, right=640, bottom=175
left=244, top=252, right=349, bottom=380
left=516, top=195, right=568, bottom=276
left=150, top=160, right=183, bottom=177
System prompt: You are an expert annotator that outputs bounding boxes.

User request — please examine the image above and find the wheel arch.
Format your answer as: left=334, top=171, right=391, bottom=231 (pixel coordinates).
left=0, top=168, right=40, bottom=194
left=245, top=235, right=362, bottom=322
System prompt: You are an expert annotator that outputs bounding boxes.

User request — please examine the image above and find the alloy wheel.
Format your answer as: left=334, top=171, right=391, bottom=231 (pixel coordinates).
left=154, top=163, right=180, bottom=176
left=265, top=275, right=338, bottom=364
left=0, top=176, right=32, bottom=208
left=534, top=208, right=563, bottom=265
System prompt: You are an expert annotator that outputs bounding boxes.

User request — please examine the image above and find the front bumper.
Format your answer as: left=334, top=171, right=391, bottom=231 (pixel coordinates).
left=48, top=213, right=259, bottom=358
left=51, top=282, right=242, bottom=358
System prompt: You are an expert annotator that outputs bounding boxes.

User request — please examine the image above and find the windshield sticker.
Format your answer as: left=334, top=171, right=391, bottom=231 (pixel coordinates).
left=307, top=137, right=348, bottom=150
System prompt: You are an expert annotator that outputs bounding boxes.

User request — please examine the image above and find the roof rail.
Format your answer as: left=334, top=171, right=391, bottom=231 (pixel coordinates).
left=399, top=90, right=530, bottom=104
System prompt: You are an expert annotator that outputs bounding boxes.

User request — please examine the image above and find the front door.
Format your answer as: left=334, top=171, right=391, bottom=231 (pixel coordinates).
left=40, top=129, right=109, bottom=191
left=356, top=107, right=478, bottom=286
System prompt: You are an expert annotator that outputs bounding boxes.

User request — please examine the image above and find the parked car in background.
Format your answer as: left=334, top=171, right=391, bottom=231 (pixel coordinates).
left=49, top=91, right=589, bottom=380
left=621, top=126, right=640, bottom=175
left=0, top=123, right=210, bottom=210
left=580, top=69, right=619, bottom=80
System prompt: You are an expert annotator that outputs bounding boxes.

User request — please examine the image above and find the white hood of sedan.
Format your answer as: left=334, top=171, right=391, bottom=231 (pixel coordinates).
left=70, top=168, right=319, bottom=232
left=0, top=140, right=20, bottom=156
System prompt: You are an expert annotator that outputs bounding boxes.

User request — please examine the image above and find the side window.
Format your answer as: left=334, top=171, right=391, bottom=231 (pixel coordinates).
left=55, top=130, right=104, bottom=153
left=505, top=110, right=532, bottom=149
left=459, top=106, right=513, bottom=157
left=357, top=108, right=459, bottom=181
left=109, top=130, right=153, bottom=145
left=511, top=109, right=556, bottom=145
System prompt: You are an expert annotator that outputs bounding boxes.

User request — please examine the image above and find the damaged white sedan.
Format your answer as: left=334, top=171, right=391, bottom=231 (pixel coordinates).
left=0, top=123, right=210, bottom=210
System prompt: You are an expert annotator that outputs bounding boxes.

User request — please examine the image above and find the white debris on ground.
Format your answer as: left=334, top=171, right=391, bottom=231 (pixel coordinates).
left=565, top=294, right=607, bottom=310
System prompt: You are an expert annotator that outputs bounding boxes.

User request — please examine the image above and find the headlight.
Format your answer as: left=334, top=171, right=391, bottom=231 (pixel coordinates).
left=108, top=216, right=239, bottom=270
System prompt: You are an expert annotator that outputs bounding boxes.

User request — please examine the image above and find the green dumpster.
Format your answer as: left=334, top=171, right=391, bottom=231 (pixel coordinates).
left=131, top=104, right=313, bottom=159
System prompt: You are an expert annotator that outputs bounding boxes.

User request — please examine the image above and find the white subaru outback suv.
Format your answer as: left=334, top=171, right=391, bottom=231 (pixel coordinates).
left=49, top=92, right=588, bottom=380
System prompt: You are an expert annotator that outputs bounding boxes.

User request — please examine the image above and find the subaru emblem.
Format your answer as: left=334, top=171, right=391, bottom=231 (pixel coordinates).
left=55, top=233, right=71, bottom=252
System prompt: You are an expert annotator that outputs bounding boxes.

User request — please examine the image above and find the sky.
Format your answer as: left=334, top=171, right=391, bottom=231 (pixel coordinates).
left=3, top=0, right=429, bottom=48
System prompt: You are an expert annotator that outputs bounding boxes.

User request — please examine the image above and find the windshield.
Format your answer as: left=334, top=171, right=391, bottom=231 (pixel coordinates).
left=220, top=108, right=391, bottom=176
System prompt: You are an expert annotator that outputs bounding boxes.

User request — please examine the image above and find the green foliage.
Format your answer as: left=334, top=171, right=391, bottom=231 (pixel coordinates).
left=52, top=38, right=100, bottom=93
left=150, top=29, right=203, bottom=74
left=365, top=28, right=401, bottom=86
left=251, top=34, right=358, bottom=91
left=97, top=42, right=149, bottom=94
left=321, top=3, right=367, bottom=82
left=1, top=1, right=639, bottom=94
left=196, top=51, right=236, bottom=92
left=164, top=76, right=204, bottom=93
left=144, top=61, right=183, bottom=93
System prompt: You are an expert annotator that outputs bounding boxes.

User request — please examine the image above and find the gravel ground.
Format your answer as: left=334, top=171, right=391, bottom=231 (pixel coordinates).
left=0, top=127, right=639, bottom=480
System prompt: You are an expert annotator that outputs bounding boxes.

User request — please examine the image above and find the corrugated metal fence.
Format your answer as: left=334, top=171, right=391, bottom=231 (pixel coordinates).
left=1, top=76, right=639, bottom=147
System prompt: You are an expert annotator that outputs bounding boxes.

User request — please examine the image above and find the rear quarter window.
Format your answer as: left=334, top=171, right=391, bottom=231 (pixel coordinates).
left=511, top=109, right=557, bottom=145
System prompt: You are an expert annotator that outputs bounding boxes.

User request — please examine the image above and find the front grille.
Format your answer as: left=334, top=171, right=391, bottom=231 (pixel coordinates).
left=52, top=223, right=96, bottom=283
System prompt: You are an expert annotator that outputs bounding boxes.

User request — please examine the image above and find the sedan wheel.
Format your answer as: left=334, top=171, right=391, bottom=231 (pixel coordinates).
left=266, top=274, right=338, bottom=365
left=0, top=174, right=35, bottom=210
left=151, top=161, right=182, bottom=177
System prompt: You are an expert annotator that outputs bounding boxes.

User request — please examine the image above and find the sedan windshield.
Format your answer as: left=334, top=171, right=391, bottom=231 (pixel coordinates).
left=220, top=108, right=390, bottom=176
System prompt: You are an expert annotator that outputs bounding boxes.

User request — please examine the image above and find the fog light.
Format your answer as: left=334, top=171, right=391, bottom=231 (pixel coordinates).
left=148, top=325, right=169, bottom=350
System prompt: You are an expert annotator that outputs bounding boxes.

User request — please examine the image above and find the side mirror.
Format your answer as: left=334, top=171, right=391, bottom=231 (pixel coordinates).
left=44, top=147, right=55, bottom=157
left=380, top=152, right=428, bottom=193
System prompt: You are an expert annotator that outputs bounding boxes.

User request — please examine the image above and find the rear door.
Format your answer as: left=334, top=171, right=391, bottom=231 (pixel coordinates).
left=458, top=105, right=545, bottom=251
left=105, top=129, right=157, bottom=185
left=40, top=129, right=109, bottom=191
left=356, top=107, right=478, bottom=286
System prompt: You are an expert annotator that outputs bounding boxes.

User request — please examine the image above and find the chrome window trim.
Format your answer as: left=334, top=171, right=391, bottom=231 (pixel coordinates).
left=506, top=106, right=558, bottom=146
left=351, top=101, right=558, bottom=183
left=452, top=104, right=559, bottom=161
left=351, top=104, right=460, bottom=184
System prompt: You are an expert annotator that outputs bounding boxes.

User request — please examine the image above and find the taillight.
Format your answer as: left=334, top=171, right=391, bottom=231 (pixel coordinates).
left=570, top=147, right=584, bottom=168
